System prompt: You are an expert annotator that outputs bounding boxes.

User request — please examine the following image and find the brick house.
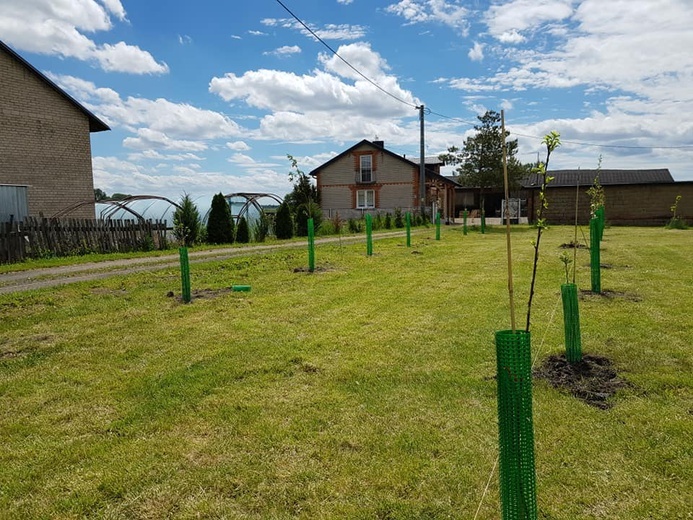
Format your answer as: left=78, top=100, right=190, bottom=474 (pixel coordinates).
left=309, top=139, right=458, bottom=221
left=0, top=40, right=109, bottom=220
left=522, top=169, right=693, bottom=226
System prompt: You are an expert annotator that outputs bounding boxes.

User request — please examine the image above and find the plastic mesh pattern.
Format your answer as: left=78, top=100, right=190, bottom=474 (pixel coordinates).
left=365, top=214, right=373, bottom=256
left=561, top=283, right=582, bottom=363
left=179, top=247, right=191, bottom=303
left=590, top=218, right=601, bottom=293
left=307, top=218, right=315, bottom=272
left=495, top=330, right=537, bottom=520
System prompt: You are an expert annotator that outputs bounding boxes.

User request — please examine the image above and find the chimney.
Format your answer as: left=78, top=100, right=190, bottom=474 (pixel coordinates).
left=373, top=140, right=384, bottom=149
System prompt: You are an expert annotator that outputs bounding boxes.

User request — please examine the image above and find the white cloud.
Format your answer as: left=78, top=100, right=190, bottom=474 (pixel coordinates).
left=0, top=0, right=167, bottom=74
left=385, top=0, right=470, bottom=34
left=227, top=141, right=251, bottom=151
left=178, top=34, right=192, bottom=45
left=337, top=0, right=354, bottom=4
left=210, top=43, right=418, bottom=128
left=485, top=0, right=575, bottom=43
left=247, top=30, right=265, bottom=36
left=261, top=17, right=367, bottom=40
left=93, top=156, right=293, bottom=200
left=468, top=42, right=484, bottom=62
left=93, top=42, right=169, bottom=74
left=263, top=45, right=301, bottom=57
left=50, top=74, right=244, bottom=142
left=123, top=129, right=208, bottom=152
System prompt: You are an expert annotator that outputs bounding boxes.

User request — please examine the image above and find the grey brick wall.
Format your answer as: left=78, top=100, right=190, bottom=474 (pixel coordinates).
left=0, top=49, right=96, bottom=219
left=526, top=182, right=693, bottom=226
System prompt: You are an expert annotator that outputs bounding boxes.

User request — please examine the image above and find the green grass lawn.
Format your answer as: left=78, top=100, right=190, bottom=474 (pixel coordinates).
left=1, top=226, right=691, bottom=519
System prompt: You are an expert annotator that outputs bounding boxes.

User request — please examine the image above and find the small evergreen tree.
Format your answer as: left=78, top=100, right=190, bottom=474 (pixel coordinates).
left=394, top=208, right=404, bottom=228
left=206, top=193, right=234, bottom=244
left=173, top=193, right=202, bottom=247
left=275, top=202, right=294, bottom=239
left=236, top=216, right=250, bottom=243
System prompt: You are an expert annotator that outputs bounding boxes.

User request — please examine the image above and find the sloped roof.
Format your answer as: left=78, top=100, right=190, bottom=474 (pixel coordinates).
left=521, top=169, right=674, bottom=188
left=309, top=139, right=457, bottom=186
left=0, top=40, right=110, bottom=133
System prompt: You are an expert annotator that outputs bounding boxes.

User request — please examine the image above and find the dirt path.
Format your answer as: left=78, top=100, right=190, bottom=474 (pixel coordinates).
left=0, top=230, right=416, bottom=295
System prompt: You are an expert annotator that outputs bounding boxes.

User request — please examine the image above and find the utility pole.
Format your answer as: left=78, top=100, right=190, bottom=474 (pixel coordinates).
left=418, top=105, right=425, bottom=216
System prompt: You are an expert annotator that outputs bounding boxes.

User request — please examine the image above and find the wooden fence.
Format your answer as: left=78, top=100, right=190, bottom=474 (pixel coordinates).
left=0, top=217, right=168, bottom=264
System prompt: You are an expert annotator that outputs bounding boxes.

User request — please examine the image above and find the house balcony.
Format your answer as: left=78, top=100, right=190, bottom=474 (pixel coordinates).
left=355, top=172, right=375, bottom=184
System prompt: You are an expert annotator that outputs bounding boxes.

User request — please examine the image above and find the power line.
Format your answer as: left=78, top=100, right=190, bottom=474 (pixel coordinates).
left=274, top=1, right=693, bottom=153
left=274, top=0, right=418, bottom=109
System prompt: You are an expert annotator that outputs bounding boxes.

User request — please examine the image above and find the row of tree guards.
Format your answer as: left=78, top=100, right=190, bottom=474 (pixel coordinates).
left=176, top=150, right=608, bottom=518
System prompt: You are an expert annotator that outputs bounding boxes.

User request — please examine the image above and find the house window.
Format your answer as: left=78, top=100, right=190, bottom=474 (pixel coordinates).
left=357, top=189, right=375, bottom=209
left=360, top=154, right=372, bottom=183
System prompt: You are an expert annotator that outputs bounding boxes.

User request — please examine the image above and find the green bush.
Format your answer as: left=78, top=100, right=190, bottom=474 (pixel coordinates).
left=394, top=208, right=404, bottom=228
left=348, top=218, right=363, bottom=233
left=275, top=202, right=294, bottom=240
left=173, top=193, right=202, bottom=247
left=236, top=216, right=250, bottom=243
left=206, top=193, right=235, bottom=244
left=252, top=214, right=270, bottom=242
left=385, top=213, right=392, bottom=229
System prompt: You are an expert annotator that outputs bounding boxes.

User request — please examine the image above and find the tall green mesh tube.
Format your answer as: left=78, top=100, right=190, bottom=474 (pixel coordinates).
left=179, top=247, right=191, bottom=303
left=436, top=211, right=441, bottom=240
left=406, top=212, right=411, bottom=247
left=561, top=283, right=582, bottom=363
left=365, top=214, right=373, bottom=256
left=495, top=330, right=537, bottom=520
left=463, top=209, right=468, bottom=235
left=590, top=217, right=601, bottom=293
left=308, top=218, right=315, bottom=272
left=481, top=208, right=486, bottom=234
left=596, top=207, right=605, bottom=241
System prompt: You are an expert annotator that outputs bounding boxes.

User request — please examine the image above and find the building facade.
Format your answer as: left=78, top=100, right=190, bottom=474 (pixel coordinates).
left=0, top=40, right=109, bottom=220
left=310, top=140, right=458, bottom=221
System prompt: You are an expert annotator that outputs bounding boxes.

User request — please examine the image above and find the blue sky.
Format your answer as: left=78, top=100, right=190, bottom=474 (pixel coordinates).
left=2, top=0, right=692, bottom=205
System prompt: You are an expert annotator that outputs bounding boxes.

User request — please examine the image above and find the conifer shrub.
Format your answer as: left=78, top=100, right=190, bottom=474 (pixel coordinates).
left=236, top=216, right=250, bottom=243
left=394, top=208, right=404, bottom=228
left=385, top=212, right=392, bottom=229
left=173, top=193, right=202, bottom=247
left=206, top=193, right=235, bottom=244
left=275, top=202, right=294, bottom=239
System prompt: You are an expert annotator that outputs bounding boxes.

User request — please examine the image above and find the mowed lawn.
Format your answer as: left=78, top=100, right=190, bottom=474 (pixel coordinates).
left=0, top=226, right=691, bottom=519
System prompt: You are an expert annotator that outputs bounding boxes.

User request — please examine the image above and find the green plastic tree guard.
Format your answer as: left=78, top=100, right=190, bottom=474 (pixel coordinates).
left=406, top=212, right=411, bottom=247
left=308, top=217, right=315, bottom=272
left=561, top=283, right=582, bottom=363
left=436, top=211, right=441, bottom=240
left=590, top=217, right=601, bottom=293
left=366, top=213, right=373, bottom=256
left=463, top=209, right=468, bottom=235
left=596, top=206, right=605, bottom=241
left=495, top=329, right=537, bottom=520
left=179, top=246, right=191, bottom=303
left=481, top=208, right=486, bottom=234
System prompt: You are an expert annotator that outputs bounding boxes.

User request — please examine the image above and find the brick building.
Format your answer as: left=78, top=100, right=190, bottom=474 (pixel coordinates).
left=522, top=169, right=693, bottom=226
left=0, top=40, right=109, bottom=220
left=309, top=139, right=458, bottom=221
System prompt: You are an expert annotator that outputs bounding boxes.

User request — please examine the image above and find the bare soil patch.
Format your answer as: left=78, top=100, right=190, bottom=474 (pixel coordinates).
left=534, top=354, right=629, bottom=409
left=580, top=289, right=642, bottom=302
left=559, top=241, right=588, bottom=249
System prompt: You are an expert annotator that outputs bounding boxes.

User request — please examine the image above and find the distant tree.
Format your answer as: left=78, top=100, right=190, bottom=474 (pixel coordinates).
left=94, top=188, right=108, bottom=201
left=206, top=193, right=234, bottom=244
left=110, top=192, right=132, bottom=201
left=284, top=154, right=321, bottom=236
left=275, top=201, right=294, bottom=239
left=173, top=193, right=202, bottom=246
left=439, top=110, right=531, bottom=211
left=236, top=216, right=250, bottom=243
